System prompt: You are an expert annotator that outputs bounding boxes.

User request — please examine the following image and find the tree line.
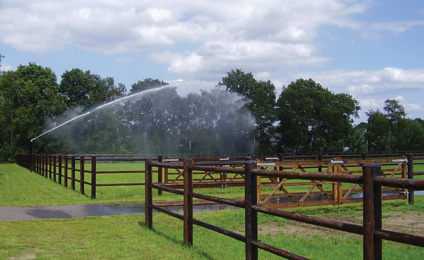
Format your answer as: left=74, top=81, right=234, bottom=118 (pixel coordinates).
left=1, top=59, right=423, bottom=162
left=221, top=69, right=424, bottom=155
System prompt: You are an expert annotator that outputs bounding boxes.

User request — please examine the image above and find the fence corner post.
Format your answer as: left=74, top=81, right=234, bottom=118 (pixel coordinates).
left=145, top=158, right=153, bottom=229
left=407, top=153, right=414, bottom=205
left=245, top=159, right=258, bottom=260
left=362, top=163, right=382, bottom=260
left=183, top=159, right=193, bottom=246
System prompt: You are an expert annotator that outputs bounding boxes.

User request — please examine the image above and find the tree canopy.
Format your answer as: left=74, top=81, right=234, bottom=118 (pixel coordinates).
left=59, top=68, right=126, bottom=110
left=275, top=78, right=360, bottom=153
left=365, top=99, right=424, bottom=152
left=0, top=63, right=66, bottom=161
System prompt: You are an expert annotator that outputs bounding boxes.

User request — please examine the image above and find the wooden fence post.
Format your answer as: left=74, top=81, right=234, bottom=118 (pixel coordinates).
left=407, top=153, right=414, bottom=205
left=183, top=159, right=193, bottom=246
left=245, top=160, right=258, bottom=260
left=45, top=155, right=48, bottom=178
left=80, top=156, right=85, bottom=195
left=332, top=158, right=343, bottom=205
left=53, top=155, right=57, bottom=182
left=145, top=159, right=153, bottom=229
left=36, top=155, right=39, bottom=174
left=38, top=155, right=41, bottom=175
left=41, top=155, right=44, bottom=177
left=58, top=156, right=62, bottom=185
left=91, top=156, right=97, bottom=199
left=48, top=155, right=52, bottom=179
left=362, top=163, right=382, bottom=260
left=71, top=156, right=76, bottom=190
left=64, top=156, right=68, bottom=188
left=158, top=156, right=163, bottom=196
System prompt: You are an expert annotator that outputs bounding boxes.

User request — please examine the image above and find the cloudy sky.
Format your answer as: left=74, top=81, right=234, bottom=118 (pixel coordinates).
left=1, top=0, right=423, bottom=123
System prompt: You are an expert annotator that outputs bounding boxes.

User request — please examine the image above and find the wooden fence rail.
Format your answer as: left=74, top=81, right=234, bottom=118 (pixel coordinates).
left=145, top=159, right=424, bottom=260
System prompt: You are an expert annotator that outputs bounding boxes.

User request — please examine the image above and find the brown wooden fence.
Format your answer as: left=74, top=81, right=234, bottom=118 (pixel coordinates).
left=16, top=154, right=159, bottom=199
left=145, top=159, right=424, bottom=260
left=15, top=153, right=423, bottom=203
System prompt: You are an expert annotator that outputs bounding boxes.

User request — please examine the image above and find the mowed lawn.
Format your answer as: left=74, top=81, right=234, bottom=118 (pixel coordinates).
left=1, top=163, right=423, bottom=259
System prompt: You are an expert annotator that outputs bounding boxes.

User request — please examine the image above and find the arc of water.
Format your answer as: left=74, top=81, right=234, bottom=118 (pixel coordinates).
left=30, top=85, right=172, bottom=142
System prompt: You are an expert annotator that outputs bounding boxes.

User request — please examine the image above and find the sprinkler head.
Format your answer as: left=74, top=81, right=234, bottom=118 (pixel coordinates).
left=30, top=137, right=38, bottom=143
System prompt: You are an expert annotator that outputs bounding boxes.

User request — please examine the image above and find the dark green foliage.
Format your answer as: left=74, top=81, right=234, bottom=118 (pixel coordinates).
left=365, top=99, right=424, bottom=152
left=59, top=68, right=126, bottom=110
left=0, top=63, right=66, bottom=161
left=275, top=78, right=360, bottom=153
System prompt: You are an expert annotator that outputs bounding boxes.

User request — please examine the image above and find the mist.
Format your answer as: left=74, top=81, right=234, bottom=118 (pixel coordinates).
left=39, top=86, right=257, bottom=157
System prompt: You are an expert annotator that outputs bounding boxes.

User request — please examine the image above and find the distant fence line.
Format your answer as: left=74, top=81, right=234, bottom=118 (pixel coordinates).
left=15, top=153, right=424, bottom=203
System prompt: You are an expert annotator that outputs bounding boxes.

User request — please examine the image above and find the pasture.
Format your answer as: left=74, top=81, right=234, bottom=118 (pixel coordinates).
left=0, top=162, right=423, bottom=259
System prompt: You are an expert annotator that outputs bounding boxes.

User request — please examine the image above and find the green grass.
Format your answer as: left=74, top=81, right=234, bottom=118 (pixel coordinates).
left=1, top=163, right=423, bottom=259
left=0, top=164, right=90, bottom=207
left=1, top=206, right=423, bottom=259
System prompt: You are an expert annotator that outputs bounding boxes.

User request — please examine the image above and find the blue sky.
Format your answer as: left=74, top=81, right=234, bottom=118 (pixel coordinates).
left=1, top=0, right=424, bottom=123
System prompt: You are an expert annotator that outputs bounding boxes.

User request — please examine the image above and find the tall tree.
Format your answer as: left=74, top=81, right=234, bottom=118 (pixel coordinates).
left=0, top=63, right=66, bottom=161
left=365, top=109, right=392, bottom=151
left=365, top=99, right=414, bottom=152
left=276, top=78, right=359, bottom=153
left=219, top=69, right=276, bottom=155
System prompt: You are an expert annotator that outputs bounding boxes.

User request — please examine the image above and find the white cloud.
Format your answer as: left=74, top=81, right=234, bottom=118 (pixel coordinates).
left=0, top=0, right=368, bottom=77
left=371, top=21, right=424, bottom=34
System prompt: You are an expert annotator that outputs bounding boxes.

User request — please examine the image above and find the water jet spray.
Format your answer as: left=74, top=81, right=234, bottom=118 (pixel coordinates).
left=30, top=85, right=172, bottom=142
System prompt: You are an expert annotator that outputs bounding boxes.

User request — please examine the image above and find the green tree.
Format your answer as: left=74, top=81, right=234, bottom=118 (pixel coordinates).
left=365, top=109, right=392, bottom=151
left=365, top=99, right=422, bottom=152
left=129, top=78, right=168, bottom=94
left=275, top=78, right=359, bottom=153
left=219, top=69, right=276, bottom=155
left=59, top=68, right=126, bottom=110
left=0, top=63, right=66, bottom=161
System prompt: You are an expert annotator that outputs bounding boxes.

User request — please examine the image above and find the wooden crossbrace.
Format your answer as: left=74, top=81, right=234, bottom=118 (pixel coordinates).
left=314, top=181, right=333, bottom=200
left=299, top=182, right=317, bottom=203
left=261, top=178, right=288, bottom=204
left=198, top=171, right=219, bottom=182
left=342, top=183, right=363, bottom=200
left=229, top=173, right=243, bottom=181
left=323, top=163, right=334, bottom=173
left=388, top=162, right=402, bottom=178
left=169, top=169, right=183, bottom=183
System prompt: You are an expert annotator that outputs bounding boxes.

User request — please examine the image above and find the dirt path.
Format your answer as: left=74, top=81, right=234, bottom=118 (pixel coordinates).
left=259, top=211, right=424, bottom=237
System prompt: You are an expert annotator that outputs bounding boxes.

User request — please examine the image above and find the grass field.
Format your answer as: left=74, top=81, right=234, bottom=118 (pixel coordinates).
left=1, top=163, right=423, bottom=259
